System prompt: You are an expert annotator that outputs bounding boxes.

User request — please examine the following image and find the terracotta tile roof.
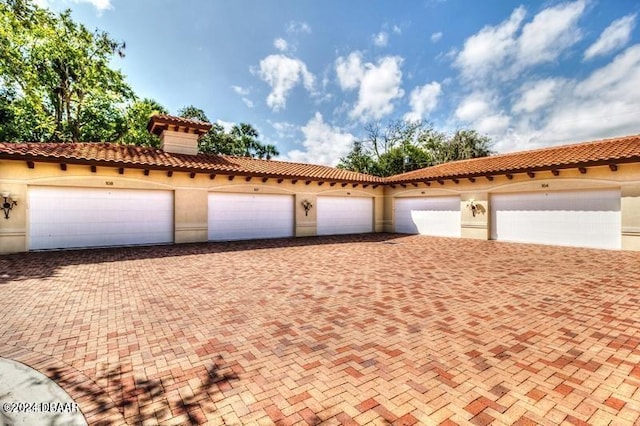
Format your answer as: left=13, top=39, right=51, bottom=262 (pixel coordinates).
left=1, top=134, right=638, bottom=185
left=387, top=134, right=640, bottom=183
left=0, top=142, right=383, bottom=183
left=147, top=115, right=212, bottom=136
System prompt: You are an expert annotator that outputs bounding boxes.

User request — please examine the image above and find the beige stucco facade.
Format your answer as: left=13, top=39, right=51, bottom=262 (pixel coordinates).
left=3, top=118, right=637, bottom=253
left=0, top=159, right=384, bottom=254
left=385, top=164, right=640, bottom=251
left=621, top=184, right=640, bottom=251
left=1, top=154, right=639, bottom=254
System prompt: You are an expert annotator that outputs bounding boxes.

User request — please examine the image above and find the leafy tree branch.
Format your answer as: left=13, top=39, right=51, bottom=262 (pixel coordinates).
left=338, top=120, right=493, bottom=176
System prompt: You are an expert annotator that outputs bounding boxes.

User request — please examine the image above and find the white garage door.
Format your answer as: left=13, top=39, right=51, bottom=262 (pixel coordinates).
left=395, top=196, right=461, bottom=237
left=208, top=193, right=294, bottom=241
left=317, top=197, right=373, bottom=235
left=491, top=189, right=621, bottom=249
left=29, top=187, right=173, bottom=250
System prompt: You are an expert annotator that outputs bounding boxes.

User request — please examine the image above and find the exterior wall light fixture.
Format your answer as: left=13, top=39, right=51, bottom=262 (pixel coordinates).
left=301, top=199, right=313, bottom=216
left=1, top=192, right=18, bottom=219
left=467, top=199, right=478, bottom=217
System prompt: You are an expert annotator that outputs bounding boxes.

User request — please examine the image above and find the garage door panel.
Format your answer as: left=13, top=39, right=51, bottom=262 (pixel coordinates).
left=491, top=190, right=621, bottom=249
left=317, top=197, right=373, bottom=235
left=395, top=197, right=461, bottom=237
left=208, top=193, right=294, bottom=241
left=492, top=192, right=619, bottom=212
left=29, top=187, right=174, bottom=250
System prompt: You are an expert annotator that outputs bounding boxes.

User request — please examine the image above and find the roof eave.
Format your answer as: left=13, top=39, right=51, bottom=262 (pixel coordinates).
left=0, top=153, right=383, bottom=184
left=384, top=157, right=640, bottom=184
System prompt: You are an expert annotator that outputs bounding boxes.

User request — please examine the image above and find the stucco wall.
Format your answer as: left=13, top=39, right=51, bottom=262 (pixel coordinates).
left=384, top=164, right=640, bottom=250
left=1, top=159, right=639, bottom=253
left=160, top=130, right=199, bottom=155
left=174, top=189, right=207, bottom=243
left=0, top=160, right=383, bottom=253
left=621, top=183, right=640, bottom=251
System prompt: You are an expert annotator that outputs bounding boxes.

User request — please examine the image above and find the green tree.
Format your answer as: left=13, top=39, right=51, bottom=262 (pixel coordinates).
left=334, top=141, right=374, bottom=174
left=177, top=105, right=209, bottom=123
left=177, top=105, right=279, bottom=158
left=254, top=144, right=279, bottom=160
left=0, top=87, right=54, bottom=141
left=177, top=106, right=231, bottom=154
left=120, top=98, right=168, bottom=147
left=0, top=0, right=133, bottom=142
left=438, top=129, right=493, bottom=163
left=201, top=123, right=238, bottom=155
left=338, top=120, right=494, bottom=177
left=228, top=123, right=279, bottom=159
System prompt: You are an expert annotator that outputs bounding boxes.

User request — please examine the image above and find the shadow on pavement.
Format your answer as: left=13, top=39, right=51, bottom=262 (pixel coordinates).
left=0, top=233, right=407, bottom=284
left=45, top=356, right=239, bottom=425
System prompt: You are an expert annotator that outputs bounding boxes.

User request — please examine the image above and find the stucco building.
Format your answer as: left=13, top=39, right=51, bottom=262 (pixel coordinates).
left=0, top=115, right=638, bottom=253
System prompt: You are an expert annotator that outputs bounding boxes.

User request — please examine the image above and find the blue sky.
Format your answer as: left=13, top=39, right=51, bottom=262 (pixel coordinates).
left=36, top=0, right=640, bottom=165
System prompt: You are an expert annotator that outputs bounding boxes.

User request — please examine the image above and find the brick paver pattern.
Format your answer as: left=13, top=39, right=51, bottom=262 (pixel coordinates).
left=1, top=234, right=639, bottom=425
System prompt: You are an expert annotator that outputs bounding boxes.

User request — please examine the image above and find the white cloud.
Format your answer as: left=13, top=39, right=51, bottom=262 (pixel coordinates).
left=404, top=82, right=442, bottom=121
left=257, top=54, right=315, bottom=111
left=454, top=6, right=525, bottom=81
left=430, top=32, right=443, bottom=43
left=512, top=78, right=562, bottom=113
left=392, top=25, right=402, bottom=35
left=269, top=120, right=297, bottom=138
left=274, top=38, right=288, bottom=52
left=286, top=21, right=311, bottom=34
left=454, top=1, right=586, bottom=82
left=351, top=56, right=404, bottom=121
left=32, top=0, right=51, bottom=8
left=516, top=0, right=585, bottom=67
left=577, top=44, right=640, bottom=98
left=335, top=52, right=404, bottom=122
left=71, top=0, right=112, bottom=12
left=335, top=52, right=365, bottom=90
left=231, top=85, right=249, bottom=96
left=439, top=47, right=458, bottom=62
left=454, top=93, right=491, bottom=121
left=231, top=85, right=254, bottom=108
left=447, top=2, right=639, bottom=153
left=475, top=114, right=511, bottom=135
left=332, top=101, right=351, bottom=117
left=496, top=45, right=640, bottom=151
left=373, top=31, right=389, bottom=47
left=216, top=119, right=235, bottom=133
left=584, top=14, right=637, bottom=60
left=454, top=92, right=510, bottom=136
left=284, top=112, right=355, bottom=166
left=33, top=0, right=112, bottom=12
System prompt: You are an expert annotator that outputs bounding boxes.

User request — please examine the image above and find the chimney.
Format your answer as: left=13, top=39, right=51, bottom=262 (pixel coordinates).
left=147, top=115, right=212, bottom=155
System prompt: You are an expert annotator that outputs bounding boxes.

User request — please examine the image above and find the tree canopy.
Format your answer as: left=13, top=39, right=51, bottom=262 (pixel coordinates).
left=0, top=1, right=278, bottom=159
left=1, top=0, right=495, bottom=169
left=337, top=120, right=494, bottom=177
left=120, top=98, right=168, bottom=147
left=0, top=0, right=133, bottom=142
left=178, top=106, right=279, bottom=159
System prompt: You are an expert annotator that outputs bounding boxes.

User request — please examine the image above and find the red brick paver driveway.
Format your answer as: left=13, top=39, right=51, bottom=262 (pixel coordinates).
left=1, top=234, right=639, bottom=425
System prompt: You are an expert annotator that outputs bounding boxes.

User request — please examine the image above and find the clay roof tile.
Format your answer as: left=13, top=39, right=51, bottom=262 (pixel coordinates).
left=1, top=133, right=638, bottom=184
left=386, top=134, right=640, bottom=182
left=0, top=142, right=382, bottom=183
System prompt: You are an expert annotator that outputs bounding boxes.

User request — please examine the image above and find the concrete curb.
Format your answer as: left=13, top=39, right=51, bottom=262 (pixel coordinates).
left=0, top=357, right=87, bottom=426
